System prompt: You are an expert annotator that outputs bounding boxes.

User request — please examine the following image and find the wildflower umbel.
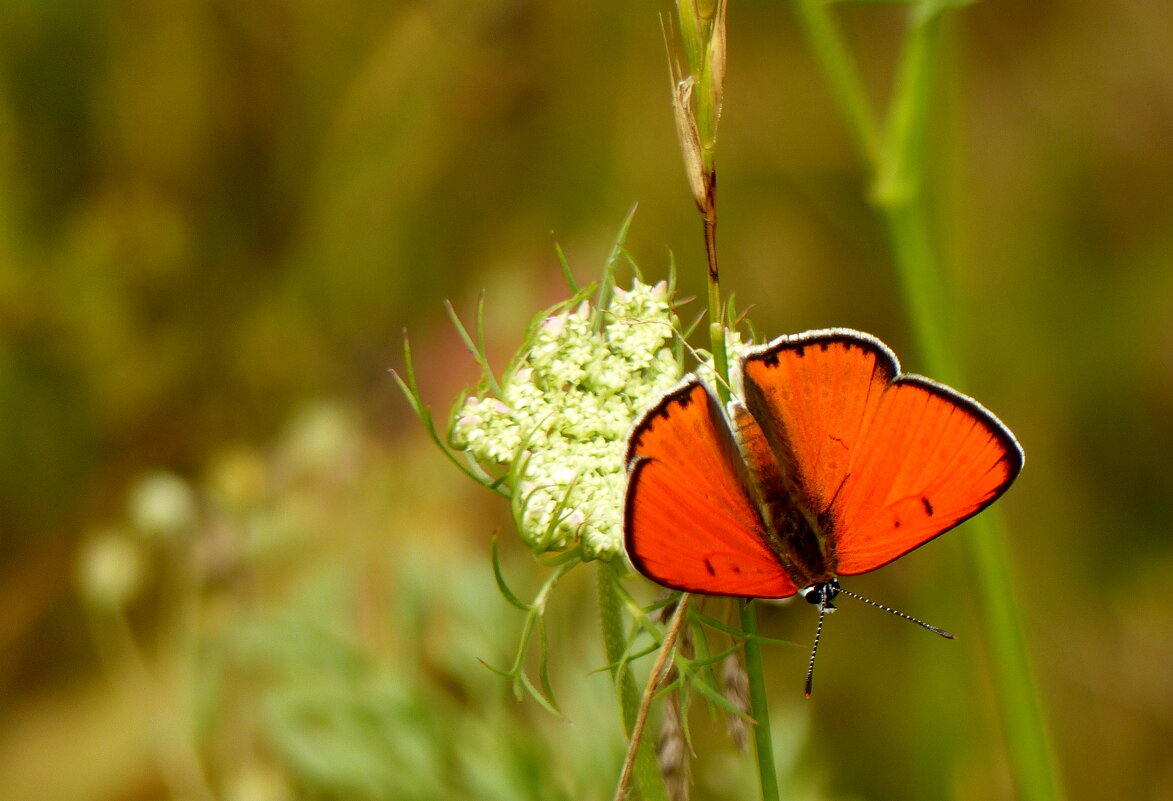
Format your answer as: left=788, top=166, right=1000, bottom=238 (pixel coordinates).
left=451, top=280, right=682, bottom=560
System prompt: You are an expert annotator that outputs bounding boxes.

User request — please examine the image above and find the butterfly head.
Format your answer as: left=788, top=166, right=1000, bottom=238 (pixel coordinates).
left=799, top=579, right=841, bottom=611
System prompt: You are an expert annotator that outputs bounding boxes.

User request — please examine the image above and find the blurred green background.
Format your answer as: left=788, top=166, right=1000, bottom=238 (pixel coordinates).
left=2, top=1, right=1172, bottom=799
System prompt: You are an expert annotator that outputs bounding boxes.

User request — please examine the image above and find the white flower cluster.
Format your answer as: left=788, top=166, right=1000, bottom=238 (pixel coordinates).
left=451, top=280, right=682, bottom=560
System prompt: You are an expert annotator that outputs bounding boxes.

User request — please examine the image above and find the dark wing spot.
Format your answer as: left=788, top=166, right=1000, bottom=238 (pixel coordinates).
left=921, top=496, right=935, bottom=516
left=731, top=564, right=742, bottom=574
left=893, top=519, right=902, bottom=528
left=703, top=558, right=717, bottom=576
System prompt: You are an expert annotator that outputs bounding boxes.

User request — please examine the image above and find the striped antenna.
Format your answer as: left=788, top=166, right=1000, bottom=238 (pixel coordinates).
left=837, top=587, right=955, bottom=639
left=804, top=601, right=829, bottom=698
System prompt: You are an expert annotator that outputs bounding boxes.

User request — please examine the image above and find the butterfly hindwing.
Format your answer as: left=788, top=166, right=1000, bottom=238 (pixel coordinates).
left=624, top=379, right=798, bottom=598
left=740, top=329, right=1023, bottom=576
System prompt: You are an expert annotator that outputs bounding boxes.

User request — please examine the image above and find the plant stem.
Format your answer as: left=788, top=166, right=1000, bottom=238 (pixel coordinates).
left=792, top=4, right=1063, bottom=801
left=879, top=14, right=1063, bottom=801
left=882, top=204, right=954, bottom=383
left=602, top=561, right=669, bottom=801
left=740, top=600, right=781, bottom=801
left=675, top=4, right=775, bottom=796
left=791, top=0, right=880, bottom=163
left=706, top=235, right=730, bottom=404
left=967, top=513, right=1063, bottom=801
left=84, top=606, right=215, bottom=801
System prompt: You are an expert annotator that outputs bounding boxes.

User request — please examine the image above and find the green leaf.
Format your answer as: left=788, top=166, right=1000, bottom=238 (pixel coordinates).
left=595, top=202, right=639, bottom=331
left=490, top=537, right=532, bottom=612
left=554, top=240, right=579, bottom=294
left=445, top=299, right=502, bottom=398
left=391, top=333, right=501, bottom=491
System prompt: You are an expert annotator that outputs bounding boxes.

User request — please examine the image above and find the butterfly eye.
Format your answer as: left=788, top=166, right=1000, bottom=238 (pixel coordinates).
left=799, top=580, right=841, bottom=608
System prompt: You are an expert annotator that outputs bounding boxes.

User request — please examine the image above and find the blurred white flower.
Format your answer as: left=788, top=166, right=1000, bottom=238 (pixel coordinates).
left=128, top=470, right=197, bottom=541
left=77, top=529, right=145, bottom=608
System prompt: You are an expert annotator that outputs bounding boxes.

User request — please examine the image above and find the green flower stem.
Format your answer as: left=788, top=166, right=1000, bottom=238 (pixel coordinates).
left=739, top=600, right=781, bottom=801
left=882, top=204, right=954, bottom=384
left=84, top=605, right=215, bottom=801
left=881, top=16, right=1062, bottom=801
left=874, top=14, right=955, bottom=382
left=600, top=560, right=668, bottom=801
left=790, top=0, right=880, bottom=164
left=698, top=103, right=775, bottom=801
left=679, top=4, right=771, bottom=795
left=886, top=198, right=1063, bottom=801
left=792, top=4, right=1063, bottom=801
left=966, top=514, right=1062, bottom=801
left=708, top=296, right=730, bottom=405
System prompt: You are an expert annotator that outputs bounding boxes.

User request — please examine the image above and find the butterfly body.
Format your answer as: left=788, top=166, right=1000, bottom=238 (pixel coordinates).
left=726, top=400, right=836, bottom=587
left=624, top=328, right=1023, bottom=600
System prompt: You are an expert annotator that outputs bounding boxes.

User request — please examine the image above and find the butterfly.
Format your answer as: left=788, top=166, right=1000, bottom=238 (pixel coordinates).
left=623, top=328, right=1023, bottom=692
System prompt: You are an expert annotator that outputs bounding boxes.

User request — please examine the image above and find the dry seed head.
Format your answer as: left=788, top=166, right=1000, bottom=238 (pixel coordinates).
left=672, top=76, right=709, bottom=213
left=721, top=651, right=750, bottom=751
left=657, top=696, right=692, bottom=801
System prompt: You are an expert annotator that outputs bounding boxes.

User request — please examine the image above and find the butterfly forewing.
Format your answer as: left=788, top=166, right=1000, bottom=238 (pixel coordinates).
left=624, top=380, right=798, bottom=598
left=741, top=331, right=898, bottom=521
left=740, top=329, right=1023, bottom=577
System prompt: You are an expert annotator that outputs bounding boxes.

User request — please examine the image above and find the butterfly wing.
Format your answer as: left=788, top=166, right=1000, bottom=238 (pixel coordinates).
left=740, top=329, right=1023, bottom=576
left=624, top=379, right=798, bottom=598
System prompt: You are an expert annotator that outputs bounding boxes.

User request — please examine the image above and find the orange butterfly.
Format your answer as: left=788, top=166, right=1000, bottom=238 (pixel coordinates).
left=624, top=328, right=1023, bottom=692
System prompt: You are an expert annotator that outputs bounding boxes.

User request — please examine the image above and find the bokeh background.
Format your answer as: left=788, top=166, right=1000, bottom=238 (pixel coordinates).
left=2, top=1, right=1171, bottom=799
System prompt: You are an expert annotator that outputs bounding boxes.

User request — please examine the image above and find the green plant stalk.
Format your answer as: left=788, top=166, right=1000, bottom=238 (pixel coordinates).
left=702, top=160, right=775, bottom=801
left=968, top=513, right=1062, bottom=800
left=600, top=560, right=668, bottom=801
left=83, top=604, right=215, bottom=801
left=679, top=3, right=774, bottom=794
left=791, top=0, right=880, bottom=163
left=708, top=288, right=730, bottom=405
left=879, top=15, right=1061, bottom=801
left=886, top=202, right=1061, bottom=801
left=789, top=3, right=1062, bottom=800
left=739, top=600, right=781, bottom=801
left=701, top=152, right=777, bottom=801
left=873, top=14, right=956, bottom=383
